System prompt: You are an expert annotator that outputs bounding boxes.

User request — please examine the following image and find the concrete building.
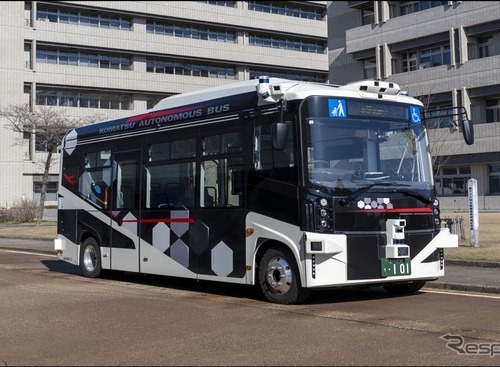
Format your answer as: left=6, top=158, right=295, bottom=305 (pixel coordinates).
left=328, top=1, right=500, bottom=210
left=0, top=1, right=328, bottom=209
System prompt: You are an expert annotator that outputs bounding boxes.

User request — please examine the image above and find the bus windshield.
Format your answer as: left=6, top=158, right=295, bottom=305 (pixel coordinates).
left=301, top=97, right=433, bottom=195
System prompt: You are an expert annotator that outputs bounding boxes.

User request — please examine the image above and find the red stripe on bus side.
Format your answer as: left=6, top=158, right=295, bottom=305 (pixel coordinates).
left=125, top=106, right=201, bottom=123
left=352, top=208, right=432, bottom=213
left=121, top=218, right=195, bottom=223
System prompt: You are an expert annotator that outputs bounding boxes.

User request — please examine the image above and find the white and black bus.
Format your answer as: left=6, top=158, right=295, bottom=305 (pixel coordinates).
left=54, top=77, right=474, bottom=304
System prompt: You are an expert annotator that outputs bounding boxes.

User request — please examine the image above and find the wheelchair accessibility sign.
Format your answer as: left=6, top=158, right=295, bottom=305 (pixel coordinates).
left=410, top=106, right=422, bottom=124
left=328, top=99, right=347, bottom=118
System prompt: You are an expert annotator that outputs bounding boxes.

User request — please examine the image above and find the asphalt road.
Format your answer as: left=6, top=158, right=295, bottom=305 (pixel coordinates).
left=2, top=237, right=500, bottom=295
left=1, top=249, right=500, bottom=366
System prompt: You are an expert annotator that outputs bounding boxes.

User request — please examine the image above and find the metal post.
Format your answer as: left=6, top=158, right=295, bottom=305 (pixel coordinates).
left=467, top=178, right=479, bottom=247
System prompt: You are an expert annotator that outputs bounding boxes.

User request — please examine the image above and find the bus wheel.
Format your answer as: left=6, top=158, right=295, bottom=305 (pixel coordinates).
left=383, top=280, right=426, bottom=294
left=258, top=247, right=310, bottom=305
left=80, top=237, right=101, bottom=278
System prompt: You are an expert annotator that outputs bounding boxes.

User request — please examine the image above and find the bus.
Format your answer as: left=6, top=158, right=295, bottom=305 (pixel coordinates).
left=54, top=76, right=474, bottom=304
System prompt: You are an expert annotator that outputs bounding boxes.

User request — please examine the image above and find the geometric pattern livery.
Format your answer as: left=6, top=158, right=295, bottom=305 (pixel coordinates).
left=170, top=238, right=189, bottom=268
left=64, top=129, right=78, bottom=155
left=168, top=210, right=190, bottom=267
left=357, top=197, right=393, bottom=210
left=189, top=220, right=210, bottom=255
left=122, top=212, right=138, bottom=235
left=152, top=222, right=170, bottom=253
left=211, top=241, right=233, bottom=277
left=171, top=210, right=190, bottom=237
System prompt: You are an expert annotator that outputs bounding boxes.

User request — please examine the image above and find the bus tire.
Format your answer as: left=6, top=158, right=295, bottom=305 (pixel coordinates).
left=80, top=237, right=101, bottom=278
left=383, top=280, right=426, bottom=294
left=258, top=246, right=311, bottom=305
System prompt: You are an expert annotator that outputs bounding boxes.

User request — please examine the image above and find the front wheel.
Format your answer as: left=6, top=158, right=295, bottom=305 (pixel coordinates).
left=80, top=237, right=101, bottom=278
left=383, top=280, right=426, bottom=294
left=258, top=246, right=311, bottom=305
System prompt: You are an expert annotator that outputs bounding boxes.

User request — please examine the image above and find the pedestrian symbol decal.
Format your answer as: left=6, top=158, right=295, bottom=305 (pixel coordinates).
left=410, top=106, right=421, bottom=124
left=328, top=99, right=347, bottom=118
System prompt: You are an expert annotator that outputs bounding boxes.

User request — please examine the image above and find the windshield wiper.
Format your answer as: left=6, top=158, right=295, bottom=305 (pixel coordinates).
left=338, top=182, right=396, bottom=206
left=400, top=189, right=432, bottom=204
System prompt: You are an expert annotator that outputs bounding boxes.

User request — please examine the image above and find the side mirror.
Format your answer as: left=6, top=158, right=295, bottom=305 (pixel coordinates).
left=462, top=119, right=474, bottom=145
left=272, top=122, right=288, bottom=150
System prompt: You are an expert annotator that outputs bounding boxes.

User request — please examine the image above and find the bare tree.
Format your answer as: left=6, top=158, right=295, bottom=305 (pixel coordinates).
left=0, top=104, right=101, bottom=224
left=418, top=94, right=467, bottom=175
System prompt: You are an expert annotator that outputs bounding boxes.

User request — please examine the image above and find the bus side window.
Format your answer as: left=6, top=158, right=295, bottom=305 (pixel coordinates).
left=114, top=158, right=138, bottom=209
left=200, top=158, right=242, bottom=208
left=200, top=132, right=243, bottom=208
left=255, top=123, right=294, bottom=168
left=79, top=150, right=111, bottom=209
left=145, top=162, right=195, bottom=209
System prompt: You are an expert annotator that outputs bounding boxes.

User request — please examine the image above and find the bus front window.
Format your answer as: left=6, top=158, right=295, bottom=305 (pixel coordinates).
left=304, top=115, right=433, bottom=195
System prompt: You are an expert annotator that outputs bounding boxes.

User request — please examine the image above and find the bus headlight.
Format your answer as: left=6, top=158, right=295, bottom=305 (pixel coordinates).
left=433, top=198, right=441, bottom=227
left=315, top=197, right=332, bottom=231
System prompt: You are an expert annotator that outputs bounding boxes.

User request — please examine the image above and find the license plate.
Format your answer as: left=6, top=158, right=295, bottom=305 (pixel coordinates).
left=381, top=258, right=411, bottom=277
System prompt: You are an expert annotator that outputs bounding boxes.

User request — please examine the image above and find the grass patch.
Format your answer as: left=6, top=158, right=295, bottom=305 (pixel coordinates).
left=0, top=212, right=498, bottom=262
left=441, top=211, right=500, bottom=262
left=0, top=221, right=56, bottom=240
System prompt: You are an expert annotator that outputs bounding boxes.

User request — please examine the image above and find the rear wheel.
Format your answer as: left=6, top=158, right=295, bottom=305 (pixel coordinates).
left=80, top=237, right=101, bottom=278
left=383, top=280, right=426, bottom=294
left=258, top=246, right=311, bottom=305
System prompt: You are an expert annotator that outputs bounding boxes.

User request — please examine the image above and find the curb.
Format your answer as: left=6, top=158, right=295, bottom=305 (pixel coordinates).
left=0, top=246, right=56, bottom=255
left=425, top=282, right=500, bottom=294
left=445, top=259, right=500, bottom=269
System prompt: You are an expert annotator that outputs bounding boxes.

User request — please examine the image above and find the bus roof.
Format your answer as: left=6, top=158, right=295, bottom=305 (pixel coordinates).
left=62, top=77, right=421, bottom=149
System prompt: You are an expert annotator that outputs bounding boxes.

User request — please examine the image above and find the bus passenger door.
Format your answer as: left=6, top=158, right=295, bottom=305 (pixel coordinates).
left=195, top=157, right=248, bottom=281
left=109, top=150, right=142, bottom=273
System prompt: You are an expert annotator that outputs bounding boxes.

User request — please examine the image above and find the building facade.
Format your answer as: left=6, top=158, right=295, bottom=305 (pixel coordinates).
left=0, top=1, right=328, bottom=209
left=328, top=1, right=500, bottom=210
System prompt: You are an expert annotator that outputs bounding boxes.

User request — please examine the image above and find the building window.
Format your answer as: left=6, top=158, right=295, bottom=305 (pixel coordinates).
left=37, top=6, right=131, bottom=30
left=489, top=165, right=500, bottom=194
left=249, top=69, right=326, bottom=83
left=363, top=59, right=377, bottom=79
left=37, top=47, right=132, bottom=70
left=146, top=59, right=236, bottom=79
left=423, top=104, right=454, bottom=129
left=478, top=36, right=492, bottom=58
left=362, top=9, right=374, bottom=25
left=248, top=1, right=324, bottom=20
left=147, top=21, right=236, bottom=43
left=399, top=1, right=447, bottom=16
left=435, top=166, right=471, bottom=196
left=249, top=34, right=324, bottom=54
left=36, top=88, right=132, bottom=110
left=419, top=45, right=450, bottom=69
left=35, top=131, right=48, bottom=152
left=402, top=51, right=418, bottom=72
left=33, top=178, right=58, bottom=202
left=198, top=1, right=236, bottom=6
left=399, top=45, right=449, bottom=73
left=146, top=95, right=172, bottom=109
left=486, top=99, right=500, bottom=123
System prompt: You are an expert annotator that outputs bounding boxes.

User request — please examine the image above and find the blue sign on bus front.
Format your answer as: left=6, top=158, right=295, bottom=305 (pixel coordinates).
left=328, top=99, right=347, bottom=118
left=410, top=106, right=421, bottom=124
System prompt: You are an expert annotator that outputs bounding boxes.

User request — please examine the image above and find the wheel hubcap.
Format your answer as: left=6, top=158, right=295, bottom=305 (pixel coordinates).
left=83, top=245, right=97, bottom=272
left=265, top=257, right=292, bottom=294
